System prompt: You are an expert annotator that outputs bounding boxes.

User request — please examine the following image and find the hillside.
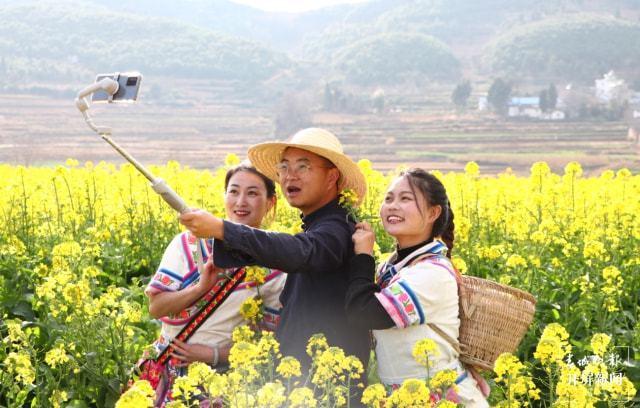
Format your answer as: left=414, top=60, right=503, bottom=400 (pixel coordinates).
left=300, top=0, right=640, bottom=84
left=332, top=33, right=460, bottom=84
left=485, top=14, right=640, bottom=80
left=3, top=0, right=640, bottom=88
left=89, top=0, right=353, bottom=53
left=0, top=0, right=291, bottom=85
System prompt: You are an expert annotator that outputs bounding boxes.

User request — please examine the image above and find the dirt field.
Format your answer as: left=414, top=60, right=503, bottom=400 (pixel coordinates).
left=1, top=87, right=638, bottom=176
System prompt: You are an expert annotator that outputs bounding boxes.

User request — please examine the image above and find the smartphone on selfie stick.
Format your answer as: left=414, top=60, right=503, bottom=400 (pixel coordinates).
left=75, top=72, right=205, bottom=272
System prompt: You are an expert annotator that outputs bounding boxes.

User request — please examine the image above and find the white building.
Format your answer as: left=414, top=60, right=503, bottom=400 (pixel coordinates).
left=477, top=96, right=488, bottom=111
left=595, top=71, right=628, bottom=104
left=541, top=110, right=566, bottom=120
left=507, top=97, right=565, bottom=120
left=508, top=97, right=541, bottom=118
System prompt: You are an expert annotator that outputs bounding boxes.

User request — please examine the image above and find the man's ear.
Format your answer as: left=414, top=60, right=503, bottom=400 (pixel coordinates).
left=327, top=167, right=340, bottom=188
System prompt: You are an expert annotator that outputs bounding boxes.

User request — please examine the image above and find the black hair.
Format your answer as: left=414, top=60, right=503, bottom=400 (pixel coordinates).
left=399, top=168, right=455, bottom=258
left=224, top=163, right=277, bottom=199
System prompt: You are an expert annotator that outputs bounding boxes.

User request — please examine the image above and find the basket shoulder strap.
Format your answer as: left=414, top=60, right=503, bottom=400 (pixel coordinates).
left=409, top=255, right=467, bottom=356
left=426, top=322, right=463, bottom=355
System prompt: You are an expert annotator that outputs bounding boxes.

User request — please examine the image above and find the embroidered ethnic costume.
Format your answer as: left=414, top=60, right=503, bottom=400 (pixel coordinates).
left=143, top=232, right=286, bottom=405
left=346, top=239, right=489, bottom=407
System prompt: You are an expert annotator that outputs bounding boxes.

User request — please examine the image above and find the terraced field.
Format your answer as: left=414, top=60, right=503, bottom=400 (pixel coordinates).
left=1, top=79, right=638, bottom=175
left=317, top=113, right=637, bottom=173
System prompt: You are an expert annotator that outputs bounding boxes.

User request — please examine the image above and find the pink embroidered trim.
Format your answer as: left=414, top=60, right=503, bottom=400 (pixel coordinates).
left=180, top=233, right=196, bottom=273
left=375, top=292, right=406, bottom=328
left=159, top=315, right=192, bottom=326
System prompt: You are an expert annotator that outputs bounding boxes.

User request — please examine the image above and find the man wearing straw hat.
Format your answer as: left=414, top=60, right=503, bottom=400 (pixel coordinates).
left=179, top=127, right=370, bottom=371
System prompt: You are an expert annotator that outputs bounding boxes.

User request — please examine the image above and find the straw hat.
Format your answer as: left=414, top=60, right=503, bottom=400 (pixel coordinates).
left=248, top=128, right=367, bottom=205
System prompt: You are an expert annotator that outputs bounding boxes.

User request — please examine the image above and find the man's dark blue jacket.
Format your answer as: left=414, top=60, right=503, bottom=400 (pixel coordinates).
left=213, top=199, right=370, bottom=369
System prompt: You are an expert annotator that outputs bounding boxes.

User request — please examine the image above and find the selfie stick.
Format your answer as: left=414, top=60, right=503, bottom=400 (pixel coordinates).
left=75, top=77, right=206, bottom=274
left=75, top=77, right=189, bottom=214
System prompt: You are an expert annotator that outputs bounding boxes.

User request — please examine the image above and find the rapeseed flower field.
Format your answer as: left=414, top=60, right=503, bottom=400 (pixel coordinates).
left=0, top=155, right=638, bottom=406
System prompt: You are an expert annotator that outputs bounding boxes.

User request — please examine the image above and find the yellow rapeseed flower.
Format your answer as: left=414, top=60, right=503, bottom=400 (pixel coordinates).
left=239, top=296, right=263, bottom=323
left=505, top=254, right=527, bottom=269
left=338, top=188, right=359, bottom=208
left=171, top=375, right=200, bottom=400
left=312, top=346, right=362, bottom=386
left=451, top=256, right=467, bottom=273
left=494, top=353, right=525, bottom=379
left=412, top=338, right=440, bottom=369
left=590, top=333, right=611, bottom=357
left=534, top=324, right=571, bottom=367
left=564, top=161, right=583, bottom=178
left=306, top=333, right=329, bottom=358
left=4, top=351, right=35, bottom=385
left=288, top=386, right=317, bottom=408
left=224, top=153, right=241, bottom=167
left=186, top=361, right=214, bottom=386
left=530, top=161, right=551, bottom=180
left=115, top=380, right=155, bottom=408
left=361, top=383, right=386, bottom=408
left=604, top=376, right=637, bottom=400
left=464, top=161, right=480, bottom=177
left=583, top=240, right=606, bottom=260
left=4, top=320, right=28, bottom=345
left=387, top=378, right=432, bottom=407
left=254, top=331, right=282, bottom=366
left=257, top=382, right=287, bottom=407
left=228, top=341, right=259, bottom=380
left=244, top=265, right=268, bottom=285
left=231, top=325, right=255, bottom=343
left=277, top=356, right=302, bottom=378
left=51, top=241, right=82, bottom=268
left=45, top=343, right=70, bottom=369
left=429, top=369, right=458, bottom=393
left=49, top=390, right=69, bottom=408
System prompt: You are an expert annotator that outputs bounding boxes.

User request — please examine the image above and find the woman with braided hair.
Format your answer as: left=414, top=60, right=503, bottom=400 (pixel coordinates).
left=346, top=168, right=489, bottom=407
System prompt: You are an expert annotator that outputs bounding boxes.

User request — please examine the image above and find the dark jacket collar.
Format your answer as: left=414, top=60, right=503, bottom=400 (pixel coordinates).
left=396, top=239, right=433, bottom=264
left=301, top=198, right=343, bottom=230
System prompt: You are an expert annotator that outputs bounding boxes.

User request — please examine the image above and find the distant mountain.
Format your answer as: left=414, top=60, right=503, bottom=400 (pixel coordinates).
left=300, top=0, right=640, bottom=78
left=0, top=0, right=291, bottom=84
left=1, top=0, right=640, bottom=88
left=333, top=32, right=460, bottom=84
left=87, top=0, right=355, bottom=54
left=485, top=14, right=640, bottom=79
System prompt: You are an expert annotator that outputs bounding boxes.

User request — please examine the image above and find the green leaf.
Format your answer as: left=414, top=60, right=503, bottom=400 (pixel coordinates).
left=11, top=300, right=35, bottom=320
left=65, top=400, right=89, bottom=408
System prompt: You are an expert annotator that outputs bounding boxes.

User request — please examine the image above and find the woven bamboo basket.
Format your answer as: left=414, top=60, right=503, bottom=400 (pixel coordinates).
left=457, top=275, right=537, bottom=371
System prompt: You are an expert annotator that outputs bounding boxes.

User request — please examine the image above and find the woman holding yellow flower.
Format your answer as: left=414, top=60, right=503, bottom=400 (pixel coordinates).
left=144, top=164, right=286, bottom=378
left=346, top=168, right=489, bottom=407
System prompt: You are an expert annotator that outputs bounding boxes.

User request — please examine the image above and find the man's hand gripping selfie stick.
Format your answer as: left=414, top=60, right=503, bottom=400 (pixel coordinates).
left=75, top=75, right=205, bottom=273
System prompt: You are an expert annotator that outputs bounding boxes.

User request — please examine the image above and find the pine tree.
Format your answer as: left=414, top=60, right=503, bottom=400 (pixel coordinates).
left=451, top=80, right=472, bottom=110
left=487, top=78, right=511, bottom=116
left=539, top=89, right=549, bottom=112
left=548, top=83, right=558, bottom=110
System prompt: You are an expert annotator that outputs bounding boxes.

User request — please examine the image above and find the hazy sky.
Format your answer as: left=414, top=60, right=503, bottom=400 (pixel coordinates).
left=230, top=0, right=368, bottom=13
